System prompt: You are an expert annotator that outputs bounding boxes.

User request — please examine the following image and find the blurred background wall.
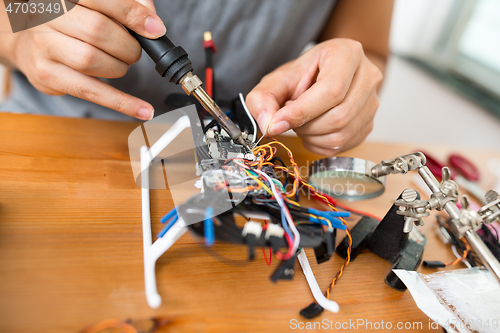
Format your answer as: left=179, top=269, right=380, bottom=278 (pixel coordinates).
left=1, top=0, right=499, bottom=150
left=369, top=0, right=500, bottom=151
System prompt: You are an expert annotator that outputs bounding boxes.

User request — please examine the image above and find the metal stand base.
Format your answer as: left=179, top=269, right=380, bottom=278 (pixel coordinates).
left=336, top=192, right=424, bottom=291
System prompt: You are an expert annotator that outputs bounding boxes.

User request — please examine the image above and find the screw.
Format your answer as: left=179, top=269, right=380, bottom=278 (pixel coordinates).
left=402, top=188, right=418, bottom=202
left=486, top=190, right=499, bottom=204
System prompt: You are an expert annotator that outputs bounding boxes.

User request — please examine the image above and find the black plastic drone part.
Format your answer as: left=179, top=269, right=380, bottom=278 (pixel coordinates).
left=300, top=302, right=324, bottom=319
left=336, top=191, right=425, bottom=291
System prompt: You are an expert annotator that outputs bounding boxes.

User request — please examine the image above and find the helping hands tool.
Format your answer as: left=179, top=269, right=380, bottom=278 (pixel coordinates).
left=127, top=29, right=251, bottom=151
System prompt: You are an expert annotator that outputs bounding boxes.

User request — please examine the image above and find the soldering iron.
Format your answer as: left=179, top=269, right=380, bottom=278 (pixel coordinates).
left=128, top=30, right=251, bottom=151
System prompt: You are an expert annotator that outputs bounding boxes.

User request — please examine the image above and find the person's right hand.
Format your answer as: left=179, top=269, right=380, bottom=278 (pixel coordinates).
left=11, top=0, right=165, bottom=120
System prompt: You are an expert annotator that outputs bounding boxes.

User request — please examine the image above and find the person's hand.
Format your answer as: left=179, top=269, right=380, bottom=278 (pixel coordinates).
left=11, top=0, right=164, bottom=120
left=246, top=38, right=383, bottom=156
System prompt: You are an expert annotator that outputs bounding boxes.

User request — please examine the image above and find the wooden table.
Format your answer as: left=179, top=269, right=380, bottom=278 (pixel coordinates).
left=1, top=113, right=499, bottom=333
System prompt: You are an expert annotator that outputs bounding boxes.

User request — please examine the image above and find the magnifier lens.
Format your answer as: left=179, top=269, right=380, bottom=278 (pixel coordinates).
left=309, top=158, right=385, bottom=201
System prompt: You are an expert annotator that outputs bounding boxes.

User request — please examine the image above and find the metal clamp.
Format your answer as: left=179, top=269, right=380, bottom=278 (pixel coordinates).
left=371, top=152, right=426, bottom=177
left=370, top=152, right=500, bottom=282
left=479, top=190, right=500, bottom=225
left=395, top=189, right=429, bottom=233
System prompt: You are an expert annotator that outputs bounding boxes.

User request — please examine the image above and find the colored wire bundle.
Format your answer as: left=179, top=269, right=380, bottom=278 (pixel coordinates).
left=446, top=241, right=470, bottom=266
left=159, top=137, right=355, bottom=299
left=226, top=140, right=354, bottom=298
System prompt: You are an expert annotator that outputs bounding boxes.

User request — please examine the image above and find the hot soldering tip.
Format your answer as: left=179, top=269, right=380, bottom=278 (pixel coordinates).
left=236, top=137, right=251, bottom=151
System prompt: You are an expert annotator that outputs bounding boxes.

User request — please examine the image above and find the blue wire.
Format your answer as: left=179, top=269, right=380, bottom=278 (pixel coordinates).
left=157, top=213, right=179, bottom=238
left=283, top=178, right=289, bottom=191
left=325, top=211, right=350, bottom=218
left=309, top=215, right=346, bottom=230
left=307, top=208, right=348, bottom=229
left=281, top=208, right=294, bottom=242
left=308, top=208, right=350, bottom=218
left=204, top=207, right=215, bottom=246
left=160, top=208, right=177, bottom=224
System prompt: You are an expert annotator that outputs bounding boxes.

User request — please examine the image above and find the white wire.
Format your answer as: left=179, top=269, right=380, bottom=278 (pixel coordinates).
left=452, top=245, right=472, bottom=268
left=239, top=93, right=257, bottom=143
left=297, top=249, right=339, bottom=313
left=253, top=169, right=300, bottom=254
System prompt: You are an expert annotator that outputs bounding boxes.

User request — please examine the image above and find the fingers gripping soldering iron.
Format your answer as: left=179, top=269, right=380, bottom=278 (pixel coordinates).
left=128, top=29, right=251, bottom=150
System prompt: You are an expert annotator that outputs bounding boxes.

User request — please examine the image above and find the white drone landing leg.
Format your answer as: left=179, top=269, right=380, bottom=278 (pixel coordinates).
left=297, top=249, right=340, bottom=313
left=140, top=116, right=191, bottom=308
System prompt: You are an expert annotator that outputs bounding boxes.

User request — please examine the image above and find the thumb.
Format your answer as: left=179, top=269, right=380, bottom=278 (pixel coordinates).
left=245, top=69, right=292, bottom=135
left=136, top=0, right=157, bottom=13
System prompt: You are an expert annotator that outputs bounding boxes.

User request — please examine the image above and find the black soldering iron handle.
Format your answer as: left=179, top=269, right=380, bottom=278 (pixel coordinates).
left=127, top=28, right=193, bottom=84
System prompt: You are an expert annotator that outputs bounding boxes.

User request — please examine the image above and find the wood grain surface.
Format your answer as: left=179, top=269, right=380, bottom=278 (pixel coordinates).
left=0, top=112, right=499, bottom=333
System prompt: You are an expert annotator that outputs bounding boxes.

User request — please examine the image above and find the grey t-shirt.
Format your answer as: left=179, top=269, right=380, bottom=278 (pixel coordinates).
left=2, top=0, right=337, bottom=120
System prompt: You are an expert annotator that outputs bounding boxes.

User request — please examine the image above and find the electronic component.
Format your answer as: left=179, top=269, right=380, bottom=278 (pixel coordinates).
left=300, top=303, right=324, bottom=320
left=313, top=228, right=337, bottom=264
left=205, top=128, right=255, bottom=163
left=265, top=224, right=285, bottom=253
left=242, top=221, right=263, bottom=260
left=270, top=256, right=296, bottom=282
left=423, top=261, right=446, bottom=268
left=199, top=159, right=221, bottom=172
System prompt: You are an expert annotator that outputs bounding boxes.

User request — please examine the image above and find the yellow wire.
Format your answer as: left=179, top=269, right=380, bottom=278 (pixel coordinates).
left=256, top=141, right=300, bottom=198
left=274, top=161, right=353, bottom=297
left=251, top=140, right=352, bottom=299
left=244, top=170, right=273, bottom=196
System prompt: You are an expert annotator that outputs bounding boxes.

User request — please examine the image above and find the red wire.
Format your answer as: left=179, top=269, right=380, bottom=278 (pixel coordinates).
left=261, top=221, right=272, bottom=265
left=262, top=247, right=271, bottom=266
left=275, top=232, right=294, bottom=260
left=335, top=202, right=381, bottom=221
left=205, top=67, right=213, bottom=97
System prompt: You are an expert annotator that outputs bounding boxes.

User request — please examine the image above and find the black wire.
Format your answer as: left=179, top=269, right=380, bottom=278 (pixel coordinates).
left=203, top=119, right=218, bottom=134
left=479, top=225, right=500, bottom=261
left=436, top=216, right=483, bottom=266
left=232, top=210, right=250, bottom=221
left=270, top=157, right=286, bottom=167
left=489, top=225, right=500, bottom=251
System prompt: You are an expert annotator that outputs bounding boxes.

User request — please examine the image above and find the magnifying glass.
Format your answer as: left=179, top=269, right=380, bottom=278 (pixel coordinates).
left=308, top=157, right=386, bottom=201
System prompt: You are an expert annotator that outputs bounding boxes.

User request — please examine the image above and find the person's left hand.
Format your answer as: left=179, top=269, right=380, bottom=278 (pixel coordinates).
left=246, top=38, right=383, bottom=156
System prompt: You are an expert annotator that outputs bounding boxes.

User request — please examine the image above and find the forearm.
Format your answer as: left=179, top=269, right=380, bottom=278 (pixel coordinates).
left=0, top=1, right=18, bottom=68
left=319, top=0, right=394, bottom=75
